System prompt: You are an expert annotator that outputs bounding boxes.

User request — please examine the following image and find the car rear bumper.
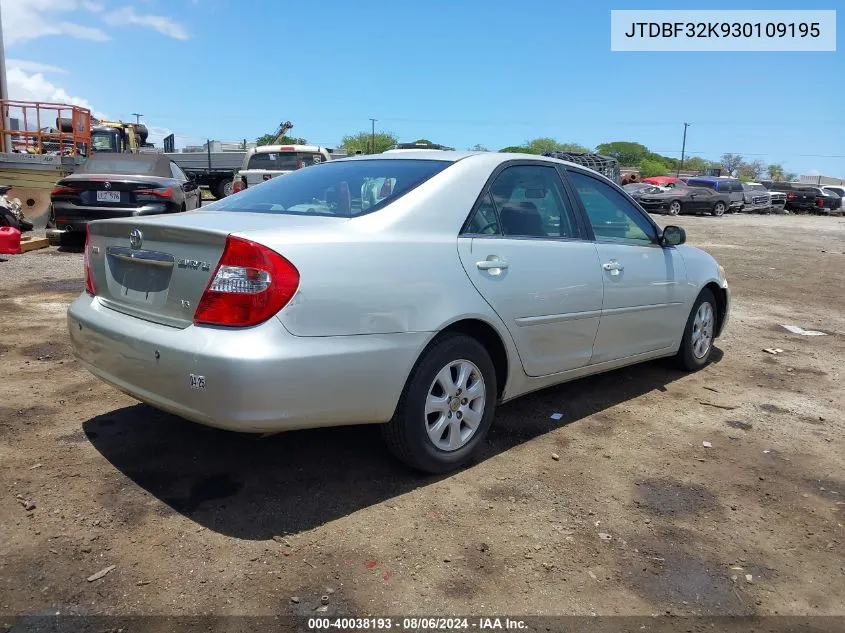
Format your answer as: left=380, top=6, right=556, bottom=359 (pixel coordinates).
left=51, top=201, right=171, bottom=231
left=67, top=295, right=429, bottom=433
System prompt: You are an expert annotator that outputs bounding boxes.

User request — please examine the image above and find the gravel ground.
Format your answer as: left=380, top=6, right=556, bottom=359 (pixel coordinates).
left=1, top=212, right=844, bottom=620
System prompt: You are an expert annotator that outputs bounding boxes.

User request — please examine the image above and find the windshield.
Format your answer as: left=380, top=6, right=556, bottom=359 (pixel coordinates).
left=206, top=158, right=453, bottom=217
left=247, top=151, right=325, bottom=171
left=91, top=131, right=119, bottom=152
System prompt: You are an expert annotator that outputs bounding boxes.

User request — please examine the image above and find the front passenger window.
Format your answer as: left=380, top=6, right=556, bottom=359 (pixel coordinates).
left=568, top=170, right=657, bottom=244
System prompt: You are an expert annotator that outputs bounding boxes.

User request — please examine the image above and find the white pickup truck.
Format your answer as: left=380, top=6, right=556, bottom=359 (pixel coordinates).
left=232, top=144, right=333, bottom=193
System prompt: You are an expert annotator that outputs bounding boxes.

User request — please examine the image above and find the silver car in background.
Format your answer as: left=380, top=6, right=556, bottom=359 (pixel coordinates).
left=68, top=152, right=730, bottom=473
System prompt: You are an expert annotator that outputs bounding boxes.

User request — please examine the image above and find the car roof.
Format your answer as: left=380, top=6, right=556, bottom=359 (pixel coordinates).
left=335, top=150, right=607, bottom=171
left=249, top=144, right=328, bottom=154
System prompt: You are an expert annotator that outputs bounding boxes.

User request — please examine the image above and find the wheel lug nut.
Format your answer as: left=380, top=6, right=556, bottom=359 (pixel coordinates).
left=456, top=412, right=462, bottom=419
left=447, top=412, right=452, bottom=418
left=461, top=398, right=468, bottom=405
left=456, top=388, right=462, bottom=395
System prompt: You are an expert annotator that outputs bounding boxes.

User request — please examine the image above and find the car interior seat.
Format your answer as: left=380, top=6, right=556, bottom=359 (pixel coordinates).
left=500, top=201, right=545, bottom=237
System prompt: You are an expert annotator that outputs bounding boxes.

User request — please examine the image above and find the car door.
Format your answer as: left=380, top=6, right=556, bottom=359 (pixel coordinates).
left=563, top=168, right=689, bottom=363
left=457, top=163, right=604, bottom=377
left=170, top=161, right=199, bottom=210
left=689, top=187, right=716, bottom=212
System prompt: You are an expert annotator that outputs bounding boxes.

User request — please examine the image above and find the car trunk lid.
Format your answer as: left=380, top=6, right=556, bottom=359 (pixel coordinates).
left=55, top=175, right=173, bottom=209
left=86, top=211, right=343, bottom=328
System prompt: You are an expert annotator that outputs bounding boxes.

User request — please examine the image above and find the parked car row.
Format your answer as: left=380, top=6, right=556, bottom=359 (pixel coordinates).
left=623, top=175, right=842, bottom=218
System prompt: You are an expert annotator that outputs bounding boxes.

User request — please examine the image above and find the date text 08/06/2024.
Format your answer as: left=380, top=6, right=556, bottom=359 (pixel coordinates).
left=307, top=617, right=528, bottom=630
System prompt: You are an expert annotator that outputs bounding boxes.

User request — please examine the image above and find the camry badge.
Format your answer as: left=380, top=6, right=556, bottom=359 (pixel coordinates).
left=104, top=181, right=111, bottom=190
left=129, top=229, right=143, bottom=249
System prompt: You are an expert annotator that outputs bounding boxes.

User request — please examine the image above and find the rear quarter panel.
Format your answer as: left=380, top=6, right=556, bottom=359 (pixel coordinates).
left=236, top=154, right=513, bottom=338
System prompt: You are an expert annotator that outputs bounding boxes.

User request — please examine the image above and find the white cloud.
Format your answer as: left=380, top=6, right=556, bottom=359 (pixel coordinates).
left=82, top=0, right=105, bottom=11
left=6, top=67, right=108, bottom=120
left=6, top=59, right=68, bottom=75
left=102, top=7, right=189, bottom=40
left=0, top=0, right=110, bottom=45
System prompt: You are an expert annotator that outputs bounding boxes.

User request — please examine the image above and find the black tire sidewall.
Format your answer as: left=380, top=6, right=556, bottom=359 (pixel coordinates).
left=713, top=203, right=726, bottom=216
left=678, top=289, right=717, bottom=370
left=398, top=335, right=497, bottom=473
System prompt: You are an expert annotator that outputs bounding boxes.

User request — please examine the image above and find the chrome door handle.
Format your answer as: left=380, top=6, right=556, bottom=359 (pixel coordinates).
left=477, top=259, right=508, bottom=270
left=602, top=260, right=623, bottom=273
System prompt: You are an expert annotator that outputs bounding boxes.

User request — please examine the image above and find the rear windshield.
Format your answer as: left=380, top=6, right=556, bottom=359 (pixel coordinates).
left=687, top=179, right=716, bottom=190
left=247, top=151, right=325, bottom=171
left=79, top=157, right=158, bottom=174
left=207, top=158, right=452, bottom=217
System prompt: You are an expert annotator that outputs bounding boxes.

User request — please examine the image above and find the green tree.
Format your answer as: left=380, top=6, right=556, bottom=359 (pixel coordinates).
left=414, top=138, right=433, bottom=144
left=767, top=163, right=785, bottom=181
left=256, top=133, right=307, bottom=146
left=784, top=172, right=798, bottom=182
left=499, top=145, right=533, bottom=153
left=681, top=156, right=710, bottom=173
left=595, top=141, right=650, bottom=166
left=639, top=158, right=669, bottom=178
left=340, top=131, right=398, bottom=154
left=738, top=159, right=765, bottom=181
left=524, top=137, right=589, bottom=154
left=720, top=153, right=744, bottom=176
left=469, top=144, right=489, bottom=151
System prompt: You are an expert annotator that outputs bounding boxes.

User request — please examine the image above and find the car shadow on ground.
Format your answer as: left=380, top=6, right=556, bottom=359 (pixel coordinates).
left=83, top=349, right=722, bottom=540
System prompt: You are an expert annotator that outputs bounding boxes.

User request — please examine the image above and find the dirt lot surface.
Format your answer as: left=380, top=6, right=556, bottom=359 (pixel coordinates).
left=1, top=213, right=844, bottom=620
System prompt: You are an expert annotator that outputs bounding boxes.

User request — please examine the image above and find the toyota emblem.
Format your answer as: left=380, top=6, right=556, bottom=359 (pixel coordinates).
left=103, top=181, right=111, bottom=190
left=129, top=229, right=143, bottom=249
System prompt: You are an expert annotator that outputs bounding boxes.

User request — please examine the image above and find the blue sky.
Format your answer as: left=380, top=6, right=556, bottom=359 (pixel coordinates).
left=4, top=0, right=843, bottom=176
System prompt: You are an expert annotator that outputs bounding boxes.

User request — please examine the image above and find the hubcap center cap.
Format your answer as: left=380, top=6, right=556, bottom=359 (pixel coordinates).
left=449, top=397, right=461, bottom=412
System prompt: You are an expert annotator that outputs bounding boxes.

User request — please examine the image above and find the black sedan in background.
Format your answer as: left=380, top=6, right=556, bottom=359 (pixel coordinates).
left=46, top=153, right=202, bottom=245
left=806, top=186, right=842, bottom=214
left=636, top=186, right=732, bottom=217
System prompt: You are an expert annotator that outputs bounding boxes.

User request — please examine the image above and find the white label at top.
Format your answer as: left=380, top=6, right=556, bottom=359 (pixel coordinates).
left=611, top=10, right=836, bottom=51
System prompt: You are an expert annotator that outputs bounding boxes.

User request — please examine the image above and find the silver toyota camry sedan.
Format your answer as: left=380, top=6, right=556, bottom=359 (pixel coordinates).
left=68, top=151, right=730, bottom=473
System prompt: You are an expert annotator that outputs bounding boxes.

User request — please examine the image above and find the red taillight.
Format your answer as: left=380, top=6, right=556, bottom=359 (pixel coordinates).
left=52, top=185, right=77, bottom=196
left=84, top=225, right=96, bottom=296
left=816, top=197, right=825, bottom=207
left=232, top=178, right=245, bottom=193
left=296, top=161, right=305, bottom=169
left=135, top=187, right=173, bottom=198
left=193, top=235, right=299, bottom=327
left=787, top=191, right=796, bottom=200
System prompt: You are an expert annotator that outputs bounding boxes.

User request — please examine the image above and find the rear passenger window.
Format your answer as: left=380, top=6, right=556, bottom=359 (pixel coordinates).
left=483, top=165, right=578, bottom=239
left=465, top=193, right=501, bottom=234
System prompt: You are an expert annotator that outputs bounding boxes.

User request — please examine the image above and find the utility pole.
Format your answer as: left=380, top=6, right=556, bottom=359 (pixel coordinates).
left=131, top=113, right=143, bottom=125
left=369, top=118, right=377, bottom=154
left=678, top=122, right=689, bottom=177
left=0, top=2, right=10, bottom=153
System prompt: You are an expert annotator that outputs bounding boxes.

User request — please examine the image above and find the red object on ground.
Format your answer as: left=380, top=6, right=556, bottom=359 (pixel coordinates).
left=0, top=226, right=21, bottom=254
left=641, top=176, right=682, bottom=186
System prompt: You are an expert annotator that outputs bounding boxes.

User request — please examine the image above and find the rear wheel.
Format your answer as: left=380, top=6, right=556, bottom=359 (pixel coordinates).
left=667, top=200, right=682, bottom=216
left=712, top=202, right=726, bottom=217
left=215, top=179, right=232, bottom=199
left=382, top=333, right=497, bottom=474
left=675, top=289, right=717, bottom=371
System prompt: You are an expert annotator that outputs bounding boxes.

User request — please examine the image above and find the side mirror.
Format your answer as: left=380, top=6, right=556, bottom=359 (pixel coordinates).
left=662, top=225, right=686, bottom=246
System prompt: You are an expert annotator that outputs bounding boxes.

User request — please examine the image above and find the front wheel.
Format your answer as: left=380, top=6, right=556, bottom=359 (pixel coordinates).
left=675, top=289, right=717, bottom=371
left=712, top=202, right=726, bottom=217
left=382, top=333, right=497, bottom=474
left=667, top=200, right=682, bottom=216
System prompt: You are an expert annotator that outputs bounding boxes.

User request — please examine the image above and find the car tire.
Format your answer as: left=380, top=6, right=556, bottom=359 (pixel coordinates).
left=712, top=202, right=726, bottom=217
left=215, top=179, right=232, bottom=199
left=667, top=200, right=682, bottom=216
left=382, top=332, right=497, bottom=474
left=674, top=288, right=718, bottom=372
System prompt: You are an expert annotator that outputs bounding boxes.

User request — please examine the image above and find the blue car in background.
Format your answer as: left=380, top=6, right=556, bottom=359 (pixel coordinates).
left=685, top=177, right=745, bottom=212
